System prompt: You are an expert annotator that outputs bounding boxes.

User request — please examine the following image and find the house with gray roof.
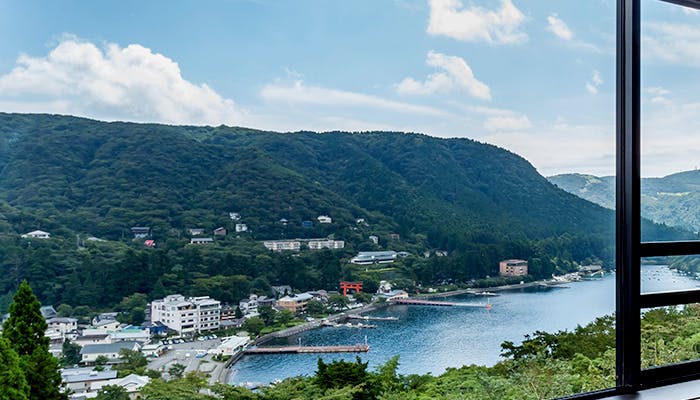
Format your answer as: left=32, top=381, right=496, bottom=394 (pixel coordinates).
left=80, top=341, right=141, bottom=365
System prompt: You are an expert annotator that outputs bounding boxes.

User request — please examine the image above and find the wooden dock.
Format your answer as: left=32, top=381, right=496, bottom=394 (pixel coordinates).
left=393, top=299, right=491, bottom=308
left=245, top=344, right=369, bottom=354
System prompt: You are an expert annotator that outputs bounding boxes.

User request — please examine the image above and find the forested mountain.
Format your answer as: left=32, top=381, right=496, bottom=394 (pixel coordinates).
left=549, top=171, right=700, bottom=234
left=0, top=113, right=691, bottom=311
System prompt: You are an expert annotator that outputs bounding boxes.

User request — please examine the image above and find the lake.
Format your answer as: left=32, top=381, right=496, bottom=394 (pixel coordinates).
left=229, top=265, right=699, bottom=385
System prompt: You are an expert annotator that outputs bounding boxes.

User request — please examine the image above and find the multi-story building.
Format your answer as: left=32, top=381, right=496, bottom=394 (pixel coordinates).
left=308, top=239, right=345, bottom=250
left=149, top=295, right=221, bottom=335
left=263, top=240, right=301, bottom=252
left=499, top=259, right=528, bottom=277
left=277, top=293, right=314, bottom=314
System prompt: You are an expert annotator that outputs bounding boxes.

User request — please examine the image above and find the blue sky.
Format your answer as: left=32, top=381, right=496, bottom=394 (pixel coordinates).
left=0, top=0, right=698, bottom=177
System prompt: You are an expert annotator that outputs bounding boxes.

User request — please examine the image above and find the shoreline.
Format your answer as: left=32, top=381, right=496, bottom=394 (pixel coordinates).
left=221, top=301, right=389, bottom=384
left=220, top=278, right=580, bottom=384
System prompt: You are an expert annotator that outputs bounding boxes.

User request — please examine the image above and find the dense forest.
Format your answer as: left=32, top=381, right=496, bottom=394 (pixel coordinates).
left=0, top=113, right=692, bottom=312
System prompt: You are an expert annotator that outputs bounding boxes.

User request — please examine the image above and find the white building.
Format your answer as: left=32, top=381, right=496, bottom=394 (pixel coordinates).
left=350, top=251, right=398, bottom=264
left=46, top=317, right=77, bottom=341
left=317, top=215, right=332, bottom=224
left=150, top=295, right=221, bottom=335
left=62, top=366, right=118, bottom=396
left=263, top=240, right=301, bottom=252
left=229, top=212, right=241, bottom=220
left=190, top=237, right=214, bottom=245
left=308, top=239, right=345, bottom=250
left=211, top=335, right=250, bottom=356
left=235, top=223, right=248, bottom=232
left=21, top=230, right=50, bottom=239
left=80, top=341, right=141, bottom=365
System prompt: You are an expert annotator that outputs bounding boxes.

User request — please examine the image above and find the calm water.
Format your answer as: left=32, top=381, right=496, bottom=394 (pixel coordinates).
left=229, top=265, right=699, bottom=385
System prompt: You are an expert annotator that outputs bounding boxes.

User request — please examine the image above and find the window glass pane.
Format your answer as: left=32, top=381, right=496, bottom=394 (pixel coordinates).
left=641, top=256, right=700, bottom=294
left=641, top=0, right=700, bottom=242
left=642, top=303, right=700, bottom=369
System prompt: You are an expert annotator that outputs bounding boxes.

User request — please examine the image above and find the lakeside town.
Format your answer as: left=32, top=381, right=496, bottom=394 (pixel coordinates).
left=0, top=255, right=605, bottom=399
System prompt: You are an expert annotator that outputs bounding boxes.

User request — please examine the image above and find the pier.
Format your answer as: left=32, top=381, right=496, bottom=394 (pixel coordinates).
left=347, top=315, right=399, bottom=321
left=245, top=344, right=369, bottom=354
left=392, top=299, right=491, bottom=308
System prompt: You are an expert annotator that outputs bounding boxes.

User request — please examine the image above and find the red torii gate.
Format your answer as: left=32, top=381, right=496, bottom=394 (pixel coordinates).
left=340, top=281, right=363, bottom=296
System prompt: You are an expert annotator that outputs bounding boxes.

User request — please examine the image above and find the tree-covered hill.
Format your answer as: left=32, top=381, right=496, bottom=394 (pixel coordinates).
left=0, top=113, right=691, bottom=310
left=549, top=171, right=700, bottom=234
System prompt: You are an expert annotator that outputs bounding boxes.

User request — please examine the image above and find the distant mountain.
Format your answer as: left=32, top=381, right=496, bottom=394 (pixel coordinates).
left=0, top=113, right=691, bottom=310
left=549, top=171, right=700, bottom=234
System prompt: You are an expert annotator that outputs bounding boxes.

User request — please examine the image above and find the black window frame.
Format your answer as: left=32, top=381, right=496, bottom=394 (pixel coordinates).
left=620, top=0, right=700, bottom=391
left=561, top=0, right=700, bottom=398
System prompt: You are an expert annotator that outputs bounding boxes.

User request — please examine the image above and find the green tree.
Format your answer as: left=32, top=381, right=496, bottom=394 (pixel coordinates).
left=0, top=337, right=29, bottom=400
left=316, top=357, right=372, bottom=400
left=306, top=300, right=327, bottom=315
left=242, top=317, right=265, bottom=336
left=258, top=305, right=276, bottom=326
left=2, top=280, right=66, bottom=400
left=141, top=372, right=216, bottom=400
left=113, top=348, right=148, bottom=377
left=94, top=385, right=129, bottom=400
left=95, top=355, right=109, bottom=366
left=327, top=294, right=349, bottom=311
left=115, top=293, right=148, bottom=326
left=60, top=339, right=82, bottom=367
left=234, top=306, right=243, bottom=319
left=276, top=309, right=294, bottom=326
left=168, top=363, right=186, bottom=379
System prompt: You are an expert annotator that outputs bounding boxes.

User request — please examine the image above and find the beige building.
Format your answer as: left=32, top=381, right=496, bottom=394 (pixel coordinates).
left=499, top=259, right=528, bottom=277
left=277, top=293, right=314, bottom=314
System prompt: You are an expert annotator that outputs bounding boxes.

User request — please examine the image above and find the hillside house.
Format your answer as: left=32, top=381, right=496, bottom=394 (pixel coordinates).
left=214, top=227, right=227, bottom=236
left=21, top=230, right=51, bottom=239
left=279, top=218, right=289, bottom=225
left=302, top=220, right=313, bottom=228
left=144, top=239, right=155, bottom=247
left=131, top=227, right=150, bottom=239
left=188, top=228, right=205, bottom=236
left=41, top=305, right=58, bottom=319
left=190, top=237, right=214, bottom=245
left=317, top=215, right=332, bottom=224
left=229, top=212, right=241, bottom=220
left=499, top=259, right=528, bottom=277
left=271, top=285, right=293, bottom=298
left=369, top=235, right=379, bottom=245
left=235, top=223, right=248, bottom=232
left=390, top=233, right=400, bottom=240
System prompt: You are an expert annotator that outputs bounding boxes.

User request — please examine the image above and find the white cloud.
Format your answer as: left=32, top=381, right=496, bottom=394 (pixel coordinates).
left=586, top=70, right=603, bottom=94
left=547, top=14, right=573, bottom=41
left=427, top=0, right=527, bottom=44
left=644, top=23, right=700, bottom=67
left=481, top=120, right=615, bottom=176
left=396, top=51, right=491, bottom=100
left=260, top=80, right=448, bottom=116
left=483, top=114, right=532, bottom=131
left=641, top=97, right=700, bottom=176
left=0, top=37, right=244, bottom=125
